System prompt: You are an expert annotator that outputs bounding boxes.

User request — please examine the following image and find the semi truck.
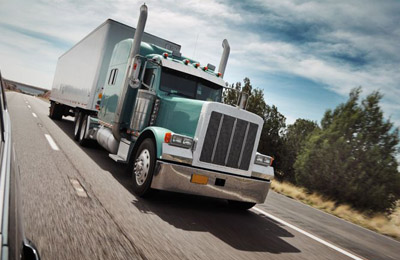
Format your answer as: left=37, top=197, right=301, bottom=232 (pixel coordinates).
left=49, top=4, right=274, bottom=209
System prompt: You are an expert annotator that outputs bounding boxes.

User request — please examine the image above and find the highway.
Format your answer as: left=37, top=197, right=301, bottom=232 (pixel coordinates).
left=6, top=92, right=400, bottom=260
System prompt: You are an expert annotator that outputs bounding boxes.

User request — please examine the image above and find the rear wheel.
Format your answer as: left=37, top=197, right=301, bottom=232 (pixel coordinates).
left=74, top=112, right=82, bottom=140
left=78, top=114, right=89, bottom=146
left=131, top=138, right=156, bottom=197
left=228, top=200, right=256, bottom=210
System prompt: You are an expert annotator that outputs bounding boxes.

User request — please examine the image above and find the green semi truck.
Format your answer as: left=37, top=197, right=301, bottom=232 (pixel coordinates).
left=49, top=4, right=274, bottom=209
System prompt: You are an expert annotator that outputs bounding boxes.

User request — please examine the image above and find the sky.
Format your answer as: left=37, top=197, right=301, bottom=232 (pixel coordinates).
left=0, top=0, right=399, bottom=130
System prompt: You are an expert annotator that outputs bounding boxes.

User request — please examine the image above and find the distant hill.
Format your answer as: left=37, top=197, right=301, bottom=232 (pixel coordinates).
left=3, top=79, right=48, bottom=96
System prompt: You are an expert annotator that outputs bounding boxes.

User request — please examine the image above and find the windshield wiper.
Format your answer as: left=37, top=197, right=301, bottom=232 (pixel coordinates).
left=166, top=90, right=193, bottom=99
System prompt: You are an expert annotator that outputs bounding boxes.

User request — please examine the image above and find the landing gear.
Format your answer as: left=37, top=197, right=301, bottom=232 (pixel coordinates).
left=49, top=101, right=63, bottom=120
left=78, top=114, right=89, bottom=146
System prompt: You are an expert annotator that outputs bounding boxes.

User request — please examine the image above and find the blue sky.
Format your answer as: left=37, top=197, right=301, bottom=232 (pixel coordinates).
left=0, top=0, right=399, bottom=131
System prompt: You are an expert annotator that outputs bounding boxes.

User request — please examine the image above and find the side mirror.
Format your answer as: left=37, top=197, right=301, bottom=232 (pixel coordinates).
left=128, top=56, right=142, bottom=88
left=237, top=91, right=249, bottom=110
left=22, top=239, right=40, bottom=260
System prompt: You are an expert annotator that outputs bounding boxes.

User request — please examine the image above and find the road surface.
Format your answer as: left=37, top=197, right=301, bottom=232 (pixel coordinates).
left=6, top=92, right=400, bottom=260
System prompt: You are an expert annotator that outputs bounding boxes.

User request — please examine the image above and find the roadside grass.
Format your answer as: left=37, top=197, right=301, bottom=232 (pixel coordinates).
left=271, top=180, right=400, bottom=240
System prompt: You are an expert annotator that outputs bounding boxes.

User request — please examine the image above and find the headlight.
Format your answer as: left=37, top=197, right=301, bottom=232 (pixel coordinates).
left=255, top=154, right=273, bottom=166
left=165, top=133, right=193, bottom=149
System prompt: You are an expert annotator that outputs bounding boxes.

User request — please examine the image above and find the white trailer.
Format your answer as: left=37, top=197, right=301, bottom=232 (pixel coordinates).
left=50, top=19, right=180, bottom=115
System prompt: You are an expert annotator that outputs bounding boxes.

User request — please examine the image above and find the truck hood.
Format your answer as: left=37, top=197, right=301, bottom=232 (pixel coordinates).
left=155, top=96, right=205, bottom=137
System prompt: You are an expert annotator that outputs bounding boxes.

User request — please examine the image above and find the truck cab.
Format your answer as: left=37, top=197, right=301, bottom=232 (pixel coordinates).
left=96, top=37, right=274, bottom=209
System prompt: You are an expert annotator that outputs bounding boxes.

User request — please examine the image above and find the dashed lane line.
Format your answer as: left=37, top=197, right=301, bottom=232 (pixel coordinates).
left=253, top=207, right=365, bottom=260
left=44, top=134, right=59, bottom=151
left=32, top=112, right=37, bottom=118
left=27, top=105, right=31, bottom=109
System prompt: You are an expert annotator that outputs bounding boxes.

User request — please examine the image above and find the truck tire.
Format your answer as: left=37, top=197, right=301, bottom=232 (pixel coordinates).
left=228, top=200, right=256, bottom=210
left=74, top=112, right=82, bottom=141
left=78, top=114, right=89, bottom=146
left=49, top=101, right=63, bottom=120
left=131, top=138, right=156, bottom=197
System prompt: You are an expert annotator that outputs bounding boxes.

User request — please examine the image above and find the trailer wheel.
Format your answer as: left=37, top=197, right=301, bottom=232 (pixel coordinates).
left=228, top=200, right=256, bottom=210
left=78, top=114, right=89, bottom=146
left=49, top=101, right=62, bottom=120
left=131, top=138, right=156, bottom=197
left=74, top=112, right=82, bottom=140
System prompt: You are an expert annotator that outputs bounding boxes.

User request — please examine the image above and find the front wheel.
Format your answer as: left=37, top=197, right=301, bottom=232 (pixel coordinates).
left=131, top=138, right=156, bottom=197
left=228, top=200, right=256, bottom=210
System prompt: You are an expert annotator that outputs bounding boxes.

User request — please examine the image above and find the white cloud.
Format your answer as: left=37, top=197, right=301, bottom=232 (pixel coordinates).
left=0, top=0, right=399, bottom=132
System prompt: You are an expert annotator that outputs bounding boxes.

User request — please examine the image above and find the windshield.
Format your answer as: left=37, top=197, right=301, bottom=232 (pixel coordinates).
left=159, top=67, right=222, bottom=102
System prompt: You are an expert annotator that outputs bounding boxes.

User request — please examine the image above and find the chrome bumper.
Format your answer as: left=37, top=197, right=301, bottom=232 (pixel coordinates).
left=151, top=161, right=271, bottom=203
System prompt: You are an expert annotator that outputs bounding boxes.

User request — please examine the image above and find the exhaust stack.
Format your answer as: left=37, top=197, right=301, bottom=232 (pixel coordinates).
left=218, top=39, right=230, bottom=78
left=112, top=4, right=148, bottom=141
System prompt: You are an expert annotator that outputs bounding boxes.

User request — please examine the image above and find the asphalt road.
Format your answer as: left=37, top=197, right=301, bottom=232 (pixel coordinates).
left=6, top=92, right=400, bottom=260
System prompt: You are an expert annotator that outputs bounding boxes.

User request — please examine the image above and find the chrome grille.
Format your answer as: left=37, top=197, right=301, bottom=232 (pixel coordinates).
left=200, top=111, right=258, bottom=171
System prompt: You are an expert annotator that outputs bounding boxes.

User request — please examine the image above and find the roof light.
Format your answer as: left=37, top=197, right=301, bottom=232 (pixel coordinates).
left=203, top=66, right=208, bottom=71
left=163, top=52, right=169, bottom=59
left=194, top=63, right=200, bottom=68
left=217, top=72, right=222, bottom=77
left=184, top=59, right=190, bottom=65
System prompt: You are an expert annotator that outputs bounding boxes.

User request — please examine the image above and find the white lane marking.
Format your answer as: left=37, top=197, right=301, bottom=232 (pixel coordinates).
left=44, top=134, right=59, bottom=151
left=27, top=105, right=31, bottom=109
left=69, top=178, right=88, bottom=198
left=253, top=207, right=364, bottom=260
left=32, top=112, right=37, bottom=118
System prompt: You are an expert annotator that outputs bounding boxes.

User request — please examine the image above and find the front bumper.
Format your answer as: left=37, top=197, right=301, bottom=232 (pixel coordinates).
left=151, top=161, right=271, bottom=203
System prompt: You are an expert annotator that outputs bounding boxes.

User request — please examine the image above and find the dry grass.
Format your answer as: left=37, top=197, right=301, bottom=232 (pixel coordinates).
left=271, top=180, right=400, bottom=240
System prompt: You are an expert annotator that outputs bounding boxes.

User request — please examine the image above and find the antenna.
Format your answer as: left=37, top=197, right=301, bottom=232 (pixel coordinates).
left=193, top=33, right=199, bottom=59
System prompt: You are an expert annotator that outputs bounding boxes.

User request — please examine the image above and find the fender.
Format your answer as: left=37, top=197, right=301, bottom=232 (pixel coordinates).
left=134, top=126, right=174, bottom=159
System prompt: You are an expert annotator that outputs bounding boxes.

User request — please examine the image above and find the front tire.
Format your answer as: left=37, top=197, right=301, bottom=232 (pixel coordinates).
left=131, top=138, right=156, bottom=197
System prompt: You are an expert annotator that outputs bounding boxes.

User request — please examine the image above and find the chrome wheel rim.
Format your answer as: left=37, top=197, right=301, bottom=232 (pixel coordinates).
left=74, top=115, right=81, bottom=136
left=79, top=118, right=86, bottom=141
left=134, top=149, right=150, bottom=186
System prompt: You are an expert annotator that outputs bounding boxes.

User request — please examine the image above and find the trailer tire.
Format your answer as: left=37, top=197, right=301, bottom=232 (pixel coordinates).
left=78, top=114, right=89, bottom=146
left=74, top=112, right=82, bottom=141
left=228, top=200, right=256, bottom=210
left=131, top=138, right=156, bottom=197
left=49, top=101, right=63, bottom=120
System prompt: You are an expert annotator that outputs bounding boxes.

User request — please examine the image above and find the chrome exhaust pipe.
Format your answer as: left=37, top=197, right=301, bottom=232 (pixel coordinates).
left=218, top=39, right=230, bottom=78
left=112, top=4, right=148, bottom=141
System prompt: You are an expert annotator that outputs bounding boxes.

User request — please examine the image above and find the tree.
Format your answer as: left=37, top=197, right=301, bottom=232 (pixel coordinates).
left=295, top=88, right=400, bottom=212
left=258, top=105, right=286, bottom=175
left=281, top=119, right=319, bottom=183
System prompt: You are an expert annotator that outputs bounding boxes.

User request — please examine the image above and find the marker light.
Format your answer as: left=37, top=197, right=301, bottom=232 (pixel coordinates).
left=217, top=72, right=222, bottom=77
left=194, top=63, right=200, bottom=68
left=203, top=66, right=208, bottom=71
left=184, top=59, right=190, bottom=65
left=164, top=132, right=172, bottom=143
left=163, top=52, right=169, bottom=58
